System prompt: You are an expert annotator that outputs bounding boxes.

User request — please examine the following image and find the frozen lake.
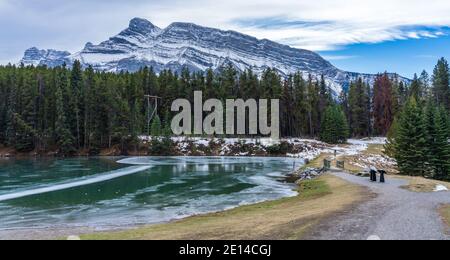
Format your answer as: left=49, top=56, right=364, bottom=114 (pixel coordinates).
left=0, top=156, right=303, bottom=230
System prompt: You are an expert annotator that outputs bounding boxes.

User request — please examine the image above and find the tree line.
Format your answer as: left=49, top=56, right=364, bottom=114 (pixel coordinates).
left=0, top=59, right=449, bottom=161
left=385, top=58, right=450, bottom=181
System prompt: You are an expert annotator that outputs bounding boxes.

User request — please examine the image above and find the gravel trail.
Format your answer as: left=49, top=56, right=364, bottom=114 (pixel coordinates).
left=308, top=171, right=450, bottom=240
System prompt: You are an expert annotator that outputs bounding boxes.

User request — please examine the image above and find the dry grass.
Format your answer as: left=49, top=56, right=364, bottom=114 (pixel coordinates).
left=338, top=144, right=398, bottom=174
left=395, top=175, right=450, bottom=192
left=363, top=144, right=385, bottom=155
left=344, top=144, right=450, bottom=193
left=80, top=175, right=366, bottom=240
left=303, top=153, right=333, bottom=169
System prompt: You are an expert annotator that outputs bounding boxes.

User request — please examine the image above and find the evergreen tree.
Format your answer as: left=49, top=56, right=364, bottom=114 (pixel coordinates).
left=150, top=115, right=162, bottom=136
left=409, top=73, right=423, bottom=100
left=339, top=89, right=350, bottom=126
left=55, top=82, right=76, bottom=155
left=293, top=72, right=308, bottom=136
left=391, top=97, right=427, bottom=176
left=432, top=58, right=450, bottom=109
left=5, top=70, right=18, bottom=147
left=320, top=105, right=349, bottom=144
left=348, top=78, right=370, bottom=137
left=70, top=60, right=84, bottom=148
left=419, top=70, right=430, bottom=97
left=384, top=116, right=399, bottom=158
left=424, top=104, right=450, bottom=180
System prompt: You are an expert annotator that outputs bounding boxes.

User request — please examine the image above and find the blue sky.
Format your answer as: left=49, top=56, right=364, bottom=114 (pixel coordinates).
left=1, top=0, right=450, bottom=78
left=321, top=34, right=450, bottom=77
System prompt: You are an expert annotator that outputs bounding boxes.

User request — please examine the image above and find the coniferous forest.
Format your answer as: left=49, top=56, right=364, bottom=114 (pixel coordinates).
left=1, top=59, right=450, bottom=180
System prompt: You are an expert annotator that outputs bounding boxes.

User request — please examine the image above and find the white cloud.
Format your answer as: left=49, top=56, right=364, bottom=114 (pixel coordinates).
left=414, top=54, right=437, bottom=59
left=1, top=0, right=450, bottom=61
left=322, top=55, right=358, bottom=61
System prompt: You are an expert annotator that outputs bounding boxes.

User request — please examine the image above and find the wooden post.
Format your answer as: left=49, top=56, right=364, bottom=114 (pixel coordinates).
left=337, top=160, right=345, bottom=169
left=323, top=159, right=331, bottom=171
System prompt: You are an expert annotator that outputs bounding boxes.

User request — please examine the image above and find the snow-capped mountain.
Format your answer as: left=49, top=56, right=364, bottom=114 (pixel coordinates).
left=21, top=47, right=71, bottom=68
left=20, top=17, right=409, bottom=95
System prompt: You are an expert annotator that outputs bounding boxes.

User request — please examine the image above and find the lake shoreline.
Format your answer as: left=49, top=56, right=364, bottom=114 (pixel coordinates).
left=0, top=137, right=330, bottom=160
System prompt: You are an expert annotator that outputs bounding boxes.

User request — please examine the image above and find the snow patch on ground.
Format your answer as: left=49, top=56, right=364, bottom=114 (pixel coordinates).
left=138, top=136, right=390, bottom=165
left=434, top=185, right=449, bottom=192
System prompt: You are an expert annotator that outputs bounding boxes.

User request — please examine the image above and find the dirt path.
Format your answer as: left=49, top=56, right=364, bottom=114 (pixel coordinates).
left=307, top=171, right=450, bottom=240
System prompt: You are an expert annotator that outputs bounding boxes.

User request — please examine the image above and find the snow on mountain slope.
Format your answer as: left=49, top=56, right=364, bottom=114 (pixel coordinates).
left=20, top=17, right=409, bottom=95
left=21, top=47, right=71, bottom=68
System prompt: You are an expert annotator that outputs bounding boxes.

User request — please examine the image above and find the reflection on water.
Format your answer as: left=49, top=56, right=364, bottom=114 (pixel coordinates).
left=0, top=157, right=302, bottom=230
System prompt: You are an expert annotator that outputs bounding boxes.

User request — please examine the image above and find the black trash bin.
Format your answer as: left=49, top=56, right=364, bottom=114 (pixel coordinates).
left=378, top=170, right=386, bottom=183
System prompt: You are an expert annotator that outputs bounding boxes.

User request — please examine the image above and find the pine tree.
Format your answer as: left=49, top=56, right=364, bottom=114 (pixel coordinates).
left=320, top=105, right=349, bottom=144
left=409, top=74, right=423, bottom=100
left=429, top=106, right=450, bottom=180
left=348, top=78, right=370, bottom=137
left=293, top=72, right=308, bottom=136
left=13, top=70, right=38, bottom=152
left=422, top=101, right=441, bottom=177
left=392, top=97, right=427, bottom=176
left=419, top=70, right=430, bottom=98
left=384, top=116, right=399, bottom=158
left=306, top=75, right=320, bottom=136
left=432, top=58, right=450, bottom=109
left=5, top=69, right=18, bottom=147
left=55, top=82, right=76, bottom=155
left=83, top=66, right=95, bottom=150
left=150, top=115, right=162, bottom=137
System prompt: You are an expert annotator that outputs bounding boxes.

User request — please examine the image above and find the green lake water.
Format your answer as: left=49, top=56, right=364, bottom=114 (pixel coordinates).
left=0, top=157, right=302, bottom=230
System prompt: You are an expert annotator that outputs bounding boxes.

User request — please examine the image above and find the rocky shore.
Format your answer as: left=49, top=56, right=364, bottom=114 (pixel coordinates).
left=286, top=167, right=326, bottom=184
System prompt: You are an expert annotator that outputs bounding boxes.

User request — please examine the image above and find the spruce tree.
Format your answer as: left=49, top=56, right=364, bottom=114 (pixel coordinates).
left=423, top=101, right=438, bottom=174
left=55, top=83, right=76, bottom=155
left=432, top=106, right=450, bottom=180
left=409, top=74, right=423, bottom=100
left=392, top=97, right=427, bottom=176
left=320, top=105, right=349, bottom=144
left=150, top=115, right=162, bottom=137
left=432, top=58, right=450, bottom=109
left=348, top=78, right=370, bottom=137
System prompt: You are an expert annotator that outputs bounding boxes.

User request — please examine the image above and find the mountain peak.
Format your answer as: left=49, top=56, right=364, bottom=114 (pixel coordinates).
left=21, top=47, right=71, bottom=67
left=128, top=18, right=160, bottom=34
left=167, top=22, right=200, bottom=29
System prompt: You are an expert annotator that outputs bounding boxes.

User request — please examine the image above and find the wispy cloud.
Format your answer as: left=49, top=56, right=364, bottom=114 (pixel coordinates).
left=321, top=55, right=359, bottom=61
left=414, top=54, right=438, bottom=59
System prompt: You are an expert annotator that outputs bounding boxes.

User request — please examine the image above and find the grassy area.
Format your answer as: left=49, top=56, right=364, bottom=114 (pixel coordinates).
left=303, top=153, right=333, bottom=169
left=439, top=205, right=450, bottom=232
left=363, top=144, right=385, bottom=155
left=79, top=175, right=366, bottom=240
left=396, top=176, right=450, bottom=192
left=337, top=143, right=450, bottom=192
left=338, top=144, right=398, bottom=174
